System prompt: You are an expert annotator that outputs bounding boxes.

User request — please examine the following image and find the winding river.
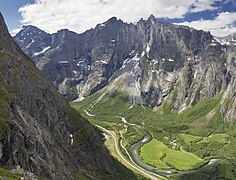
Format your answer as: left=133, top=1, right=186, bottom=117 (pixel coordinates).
left=124, top=120, right=224, bottom=177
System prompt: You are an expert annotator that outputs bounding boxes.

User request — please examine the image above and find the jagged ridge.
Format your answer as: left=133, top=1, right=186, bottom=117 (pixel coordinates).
left=14, top=15, right=236, bottom=122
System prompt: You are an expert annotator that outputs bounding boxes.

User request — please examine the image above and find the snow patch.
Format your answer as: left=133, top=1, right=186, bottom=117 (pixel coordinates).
left=214, top=37, right=236, bottom=46
left=26, top=39, right=35, bottom=48
left=168, top=58, right=174, bottom=62
left=70, top=134, right=73, bottom=145
left=120, top=54, right=139, bottom=70
left=100, top=60, right=108, bottom=64
left=132, top=54, right=139, bottom=61
left=129, top=50, right=136, bottom=55
left=146, top=43, right=150, bottom=57
left=77, top=60, right=85, bottom=64
left=152, top=59, right=158, bottom=65
left=95, top=60, right=107, bottom=64
left=77, top=61, right=86, bottom=66
left=33, top=46, right=50, bottom=56
left=73, top=96, right=85, bottom=102
left=141, top=51, right=145, bottom=57
left=59, top=61, right=68, bottom=64
left=210, top=43, right=217, bottom=46
left=98, top=23, right=105, bottom=27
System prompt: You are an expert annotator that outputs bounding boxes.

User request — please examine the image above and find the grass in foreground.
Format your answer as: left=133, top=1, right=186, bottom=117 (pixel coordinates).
left=140, top=139, right=206, bottom=170
left=140, top=139, right=171, bottom=169
left=0, top=167, right=23, bottom=180
left=163, top=149, right=205, bottom=171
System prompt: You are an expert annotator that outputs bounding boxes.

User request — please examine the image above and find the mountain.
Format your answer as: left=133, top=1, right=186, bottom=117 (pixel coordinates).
left=14, top=25, right=52, bottom=64
left=214, top=33, right=236, bottom=46
left=0, top=13, right=137, bottom=179
left=15, top=15, right=236, bottom=121
left=14, top=14, right=236, bottom=179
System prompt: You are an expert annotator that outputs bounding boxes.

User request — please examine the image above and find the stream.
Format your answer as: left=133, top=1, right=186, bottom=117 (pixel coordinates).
left=125, top=120, right=224, bottom=177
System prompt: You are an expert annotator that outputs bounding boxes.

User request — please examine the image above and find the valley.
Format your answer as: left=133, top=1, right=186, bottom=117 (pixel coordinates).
left=1, top=1, right=236, bottom=179
left=72, top=89, right=236, bottom=179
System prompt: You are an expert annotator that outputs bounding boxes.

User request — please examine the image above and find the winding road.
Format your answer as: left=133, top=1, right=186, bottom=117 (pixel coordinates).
left=95, top=124, right=165, bottom=180
left=84, top=110, right=227, bottom=179
left=84, top=110, right=165, bottom=179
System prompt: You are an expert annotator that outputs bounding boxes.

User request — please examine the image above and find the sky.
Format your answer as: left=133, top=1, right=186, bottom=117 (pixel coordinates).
left=0, top=0, right=236, bottom=37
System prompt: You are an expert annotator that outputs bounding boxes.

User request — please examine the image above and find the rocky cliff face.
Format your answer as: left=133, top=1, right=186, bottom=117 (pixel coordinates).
left=14, top=25, right=52, bottom=64
left=15, top=15, right=236, bottom=122
left=0, top=13, right=136, bottom=179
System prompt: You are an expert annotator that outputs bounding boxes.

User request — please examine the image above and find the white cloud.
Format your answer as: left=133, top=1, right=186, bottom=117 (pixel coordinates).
left=18, top=0, right=223, bottom=34
left=176, top=12, right=236, bottom=37
left=10, top=28, right=22, bottom=36
left=189, top=0, right=218, bottom=12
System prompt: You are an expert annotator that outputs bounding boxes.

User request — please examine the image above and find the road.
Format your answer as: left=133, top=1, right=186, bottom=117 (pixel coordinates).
left=83, top=110, right=166, bottom=179
left=96, top=124, right=166, bottom=180
left=83, top=110, right=225, bottom=179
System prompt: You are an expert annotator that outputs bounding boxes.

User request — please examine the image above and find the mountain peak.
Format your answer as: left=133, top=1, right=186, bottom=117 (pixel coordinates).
left=22, top=25, right=39, bottom=30
left=0, top=12, right=9, bottom=36
left=0, top=12, right=17, bottom=52
left=106, top=17, right=118, bottom=23
left=20, top=25, right=47, bottom=34
left=148, top=14, right=156, bottom=22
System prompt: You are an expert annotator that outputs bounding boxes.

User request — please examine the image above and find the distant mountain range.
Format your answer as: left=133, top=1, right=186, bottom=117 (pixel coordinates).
left=15, top=15, right=236, bottom=122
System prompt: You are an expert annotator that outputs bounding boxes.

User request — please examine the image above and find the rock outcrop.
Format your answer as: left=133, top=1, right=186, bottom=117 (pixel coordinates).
left=0, top=13, right=136, bottom=179
left=15, top=15, right=236, bottom=122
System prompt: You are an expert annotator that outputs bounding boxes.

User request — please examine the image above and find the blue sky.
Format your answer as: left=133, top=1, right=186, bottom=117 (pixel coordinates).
left=0, top=0, right=236, bottom=37
left=0, top=0, right=34, bottom=32
left=160, top=1, right=236, bottom=23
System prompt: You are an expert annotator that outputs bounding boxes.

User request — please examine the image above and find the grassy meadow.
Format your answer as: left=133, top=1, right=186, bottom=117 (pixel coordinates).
left=71, top=89, right=236, bottom=178
left=140, top=139, right=205, bottom=170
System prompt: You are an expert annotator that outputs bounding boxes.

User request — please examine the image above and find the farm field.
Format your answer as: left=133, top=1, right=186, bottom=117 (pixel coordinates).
left=197, top=133, right=229, bottom=144
left=140, top=139, right=206, bottom=170
left=72, top=90, right=236, bottom=179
